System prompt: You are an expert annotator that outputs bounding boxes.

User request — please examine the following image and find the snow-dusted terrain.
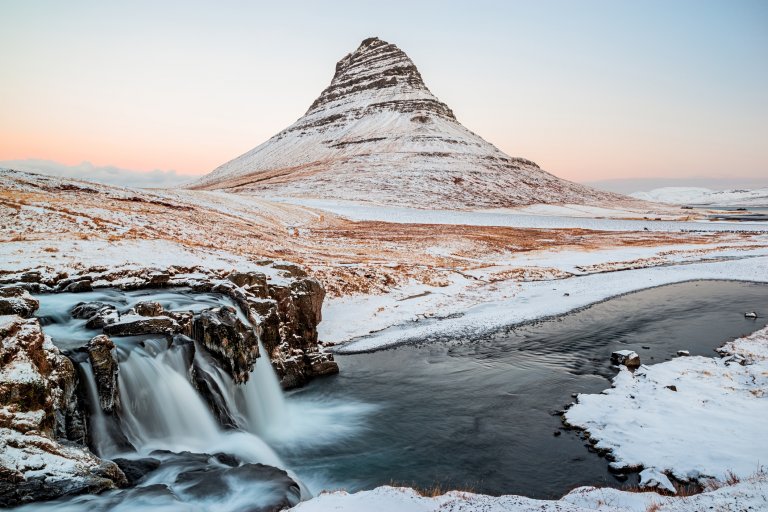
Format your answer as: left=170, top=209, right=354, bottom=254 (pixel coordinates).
left=191, top=38, right=628, bottom=209
left=277, top=197, right=768, bottom=232
left=290, top=475, right=768, bottom=511
left=565, top=325, right=768, bottom=485
left=631, top=186, right=768, bottom=207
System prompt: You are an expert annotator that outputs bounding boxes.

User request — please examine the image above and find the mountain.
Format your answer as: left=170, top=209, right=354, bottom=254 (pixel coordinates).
left=631, top=187, right=768, bottom=207
left=190, top=37, right=624, bottom=209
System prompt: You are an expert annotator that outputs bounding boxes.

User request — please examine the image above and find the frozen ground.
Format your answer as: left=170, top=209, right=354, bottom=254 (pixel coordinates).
left=290, top=474, right=768, bottom=511
left=324, top=250, right=768, bottom=351
left=274, top=197, right=768, bottom=232
left=565, top=325, right=768, bottom=484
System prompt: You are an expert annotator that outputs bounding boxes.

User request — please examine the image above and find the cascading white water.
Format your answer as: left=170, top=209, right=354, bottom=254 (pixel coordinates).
left=117, top=344, right=221, bottom=453
left=242, top=341, right=288, bottom=435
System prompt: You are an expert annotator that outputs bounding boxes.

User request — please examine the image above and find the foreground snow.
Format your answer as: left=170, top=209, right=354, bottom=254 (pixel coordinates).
left=565, top=325, right=768, bottom=485
left=290, top=474, right=768, bottom=511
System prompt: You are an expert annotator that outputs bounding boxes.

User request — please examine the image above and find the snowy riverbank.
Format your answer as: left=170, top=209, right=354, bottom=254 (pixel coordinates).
left=324, top=252, right=768, bottom=352
left=290, top=474, right=768, bottom=511
left=565, top=325, right=768, bottom=486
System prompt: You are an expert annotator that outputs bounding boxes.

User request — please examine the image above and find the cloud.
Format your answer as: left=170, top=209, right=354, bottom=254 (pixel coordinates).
left=0, top=159, right=200, bottom=189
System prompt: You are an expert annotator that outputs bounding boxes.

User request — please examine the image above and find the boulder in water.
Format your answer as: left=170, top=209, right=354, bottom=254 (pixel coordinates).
left=191, top=306, right=259, bottom=384
left=104, top=315, right=180, bottom=336
left=87, top=335, right=120, bottom=413
left=72, top=302, right=119, bottom=329
left=611, top=350, right=641, bottom=368
left=134, top=301, right=164, bottom=317
left=112, top=457, right=161, bottom=486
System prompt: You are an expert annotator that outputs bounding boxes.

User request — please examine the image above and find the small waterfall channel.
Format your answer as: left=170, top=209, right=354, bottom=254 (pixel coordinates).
left=27, top=288, right=363, bottom=511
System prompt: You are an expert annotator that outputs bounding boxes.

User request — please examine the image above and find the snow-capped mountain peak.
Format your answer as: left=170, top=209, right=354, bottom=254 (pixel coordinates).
left=191, top=37, right=623, bottom=209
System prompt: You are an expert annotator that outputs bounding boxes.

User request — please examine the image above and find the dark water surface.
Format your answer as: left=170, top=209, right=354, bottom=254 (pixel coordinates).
left=285, top=280, right=768, bottom=498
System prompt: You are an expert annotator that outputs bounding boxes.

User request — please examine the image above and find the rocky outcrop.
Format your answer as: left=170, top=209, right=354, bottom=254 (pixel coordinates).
left=71, top=302, right=119, bottom=329
left=212, top=270, right=338, bottom=388
left=133, top=301, right=163, bottom=317
left=191, top=306, right=259, bottom=385
left=0, top=287, right=39, bottom=318
left=611, top=350, right=641, bottom=368
left=0, top=316, right=126, bottom=506
left=86, top=335, right=120, bottom=414
left=3, top=263, right=337, bottom=390
left=103, top=315, right=180, bottom=337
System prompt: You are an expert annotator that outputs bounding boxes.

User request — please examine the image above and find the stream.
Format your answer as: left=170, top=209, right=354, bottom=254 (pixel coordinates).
left=14, top=280, right=768, bottom=509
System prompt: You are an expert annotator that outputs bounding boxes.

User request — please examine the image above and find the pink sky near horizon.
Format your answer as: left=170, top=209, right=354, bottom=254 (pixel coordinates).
left=1, top=1, right=766, bottom=183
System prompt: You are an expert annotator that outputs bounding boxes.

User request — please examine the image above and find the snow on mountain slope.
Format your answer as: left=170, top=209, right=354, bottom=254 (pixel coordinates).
left=631, top=187, right=768, bottom=206
left=190, top=37, right=626, bottom=209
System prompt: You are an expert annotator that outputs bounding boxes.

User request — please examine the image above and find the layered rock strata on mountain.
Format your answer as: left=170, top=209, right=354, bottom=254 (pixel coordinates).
left=191, top=37, right=623, bottom=208
left=0, top=316, right=126, bottom=506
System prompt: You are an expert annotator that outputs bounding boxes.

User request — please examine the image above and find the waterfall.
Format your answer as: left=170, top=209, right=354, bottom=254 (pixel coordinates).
left=117, top=344, right=221, bottom=452
left=241, top=341, right=288, bottom=436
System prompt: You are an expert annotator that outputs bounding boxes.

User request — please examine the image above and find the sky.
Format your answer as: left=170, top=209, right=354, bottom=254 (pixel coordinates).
left=1, top=0, right=766, bottom=189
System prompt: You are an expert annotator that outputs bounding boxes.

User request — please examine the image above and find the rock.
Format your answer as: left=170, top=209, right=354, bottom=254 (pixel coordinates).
left=71, top=302, right=119, bottom=330
left=103, top=315, right=179, bottom=336
left=62, top=278, right=93, bottom=293
left=112, top=457, right=161, bottom=486
left=272, top=263, right=308, bottom=278
left=611, top=350, right=641, bottom=368
left=191, top=307, right=259, bottom=384
left=173, top=463, right=301, bottom=510
left=0, top=316, right=125, bottom=506
left=676, top=350, right=690, bottom=357
left=87, top=335, right=120, bottom=413
left=227, top=271, right=268, bottom=295
left=146, top=271, right=170, bottom=287
left=0, top=287, right=39, bottom=318
left=134, top=301, right=163, bottom=317
left=639, top=467, right=677, bottom=494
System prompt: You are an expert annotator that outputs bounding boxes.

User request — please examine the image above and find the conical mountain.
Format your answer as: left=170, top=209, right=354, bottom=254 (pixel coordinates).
left=191, top=37, right=621, bottom=208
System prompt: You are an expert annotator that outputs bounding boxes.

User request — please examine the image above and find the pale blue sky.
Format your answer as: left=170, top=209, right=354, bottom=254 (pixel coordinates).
left=1, top=0, right=766, bottom=185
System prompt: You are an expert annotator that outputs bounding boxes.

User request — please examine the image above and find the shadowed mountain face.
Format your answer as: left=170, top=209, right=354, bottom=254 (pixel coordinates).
left=191, top=37, right=624, bottom=209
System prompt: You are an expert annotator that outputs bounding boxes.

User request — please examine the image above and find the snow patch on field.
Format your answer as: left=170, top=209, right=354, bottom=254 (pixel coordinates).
left=275, top=197, right=768, bottom=232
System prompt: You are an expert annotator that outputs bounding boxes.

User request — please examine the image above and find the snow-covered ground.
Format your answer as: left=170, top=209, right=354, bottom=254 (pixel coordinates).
left=290, top=474, right=768, bottom=511
left=275, top=197, right=768, bottom=232
left=565, top=325, right=768, bottom=485
left=631, top=186, right=768, bottom=207
left=323, top=249, right=768, bottom=350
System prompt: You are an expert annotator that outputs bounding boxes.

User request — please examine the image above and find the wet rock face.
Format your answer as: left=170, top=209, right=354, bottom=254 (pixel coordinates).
left=611, top=350, right=641, bottom=368
left=0, top=316, right=125, bottom=506
left=71, top=302, right=119, bottom=329
left=191, top=306, right=260, bottom=385
left=133, top=301, right=163, bottom=317
left=104, top=315, right=180, bottom=337
left=87, top=335, right=120, bottom=414
left=0, top=286, right=39, bottom=318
